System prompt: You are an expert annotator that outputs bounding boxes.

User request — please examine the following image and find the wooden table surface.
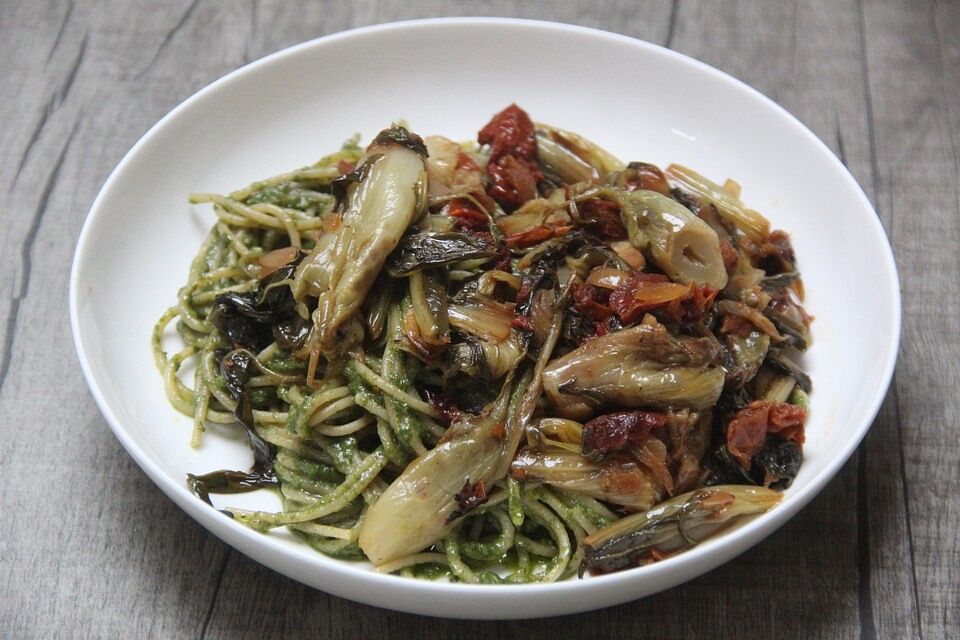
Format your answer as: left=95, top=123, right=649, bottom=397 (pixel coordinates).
left=2, top=1, right=957, bottom=638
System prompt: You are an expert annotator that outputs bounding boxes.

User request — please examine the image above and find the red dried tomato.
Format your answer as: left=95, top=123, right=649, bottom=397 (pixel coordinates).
left=504, top=222, right=572, bottom=247
left=492, top=243, right=512, bottom=271
left=446, top=479, right=489, bottom=523
left=487, top=155, right=540, bottom=211
left=578, top=198, right=627, bottom=239
left=719, top=314, right=756, bottom=337
left=447, top=198, right=489, bottom=231
left=726, top=404, right=769, bottom=468
left=478, top=104, right=543, bottom=211
left=510, top=315, right=533, bottom=332
left=767, top=403, right=806, bottom=446
left=608, top=273, right=688, bottom=324
left=726, top=401, right=806, bottom=469
left=582, top=410, right=669, bottom=461
left=662, top=285, right=717, bottom=322
left=570, top=282, right=614, bottom=322
left=477, top=104, right=538, bottom=163
left=422, top=388, right=463, bottom=426
left=455, top=151, right=480, bottom=171
left=720, top=239, right=739, bottom=273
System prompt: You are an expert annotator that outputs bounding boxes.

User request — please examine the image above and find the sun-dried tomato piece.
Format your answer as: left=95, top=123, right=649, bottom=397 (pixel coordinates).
left=720, top=239, right=739, bottom=273
left=578, top=198, right=627, bottom=239
left=608, top=273, right=691, bottom=324
left=490, top=243, right=511, bottom=272
left=575, top=299, right=613, bottom=322
left=570, top=282, right=614, bottom=322
left=581, top=410, right=669, bottom=461
left=456, top=151, right=480, bottom=171
left=446, top=479, right=489, bottom=523
left=661, top=284, right=717, bottom=323
left=487, top=155, right=540, bottom=211
left=571, top=281, right=611, bottom=305
left=447, top=197, right=490, bottom=231
left=726, top=404, right=769, bottom=468
left=767, top=402, right=806, bottom=446
left=726, top=401, right=806, bottom=469
left=719, top=314, right=756, bottom=337
left=422, top=388, right=463, bottom=426
left=504, top=222, right=572, bottom=247
left=478, top=105, right=544, bottom=211
left=748, top=229, right=796, bottom=274
left=478, top=103, right=538, bottom=163
left=607, top=272, right=718, bottom=325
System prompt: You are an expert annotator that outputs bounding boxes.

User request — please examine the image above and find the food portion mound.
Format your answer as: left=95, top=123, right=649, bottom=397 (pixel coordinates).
left=154, top=104, right=811, bottom=581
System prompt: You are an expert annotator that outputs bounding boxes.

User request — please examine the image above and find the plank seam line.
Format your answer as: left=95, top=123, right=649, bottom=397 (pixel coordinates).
left=57, top=33, right=89, bottom=108
left=45, top=0, right=74, bottom=65
left=928, top=0, right=960, bottom=225
left=245, top=0, right=259, bottom=63
left=13, top=34, right=88, bottom=188
left=856, top=0, right=881, bottom=208
left=857, top=447, right=878, bottom=640
left=13, top=96, right=56, bottom=188
left=893, top=382, right=925, bottom=640
left=857, top=0, right=924, bottom=636
left=856, top=2, right=928, bottom=636
left=837, top=112, right=879, bottom=640
left=664, top=0, right=679, bottom=49
left=137, top=0, right=203, bottom=78
left=199, top=550, right=232, bottom=640
left=0, top=121, right=80, bottom=397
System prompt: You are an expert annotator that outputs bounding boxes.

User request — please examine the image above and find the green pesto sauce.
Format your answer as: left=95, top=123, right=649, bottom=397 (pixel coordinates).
left=245, top=181, right=330, bottom=212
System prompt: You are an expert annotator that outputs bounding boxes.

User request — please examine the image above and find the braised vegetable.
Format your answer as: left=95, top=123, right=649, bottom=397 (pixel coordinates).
left=511, top=446, right=664, bottom=511
left=543, top=321, right=725, bottom=420
left=295, top=126, right=428, bottom=355
left=665, top=164, right=771, bottom=241
left=617, top=189, right=728, bottom=289
left=581, top=485, right=782, bottom=574
left=535, top=124, right=626, bottom=183
left=358, top=369, right=530, bottom=565
left=359, top=278, right=567, bottom=565
left=388, top=231, right=497, bottom=276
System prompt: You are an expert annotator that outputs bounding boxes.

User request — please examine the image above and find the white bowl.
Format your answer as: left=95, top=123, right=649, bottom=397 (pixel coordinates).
left=70, top=18, right=900, bottom=618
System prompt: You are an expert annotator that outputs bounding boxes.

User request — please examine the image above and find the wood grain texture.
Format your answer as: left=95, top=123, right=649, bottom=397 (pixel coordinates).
left=0, top=1, right=955, bottom=638
left=860, top=1, right=960, bottom=637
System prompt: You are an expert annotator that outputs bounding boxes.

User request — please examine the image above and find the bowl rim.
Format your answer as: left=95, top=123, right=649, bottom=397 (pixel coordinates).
left=69, top=16, right=901, bottom=603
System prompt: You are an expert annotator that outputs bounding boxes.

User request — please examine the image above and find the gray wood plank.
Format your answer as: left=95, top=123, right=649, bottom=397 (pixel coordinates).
left=0, top=1, right=242, bottom=637
left=1, top=0, right=955, bottom=638
left=859, top=1, right=960, bottom=637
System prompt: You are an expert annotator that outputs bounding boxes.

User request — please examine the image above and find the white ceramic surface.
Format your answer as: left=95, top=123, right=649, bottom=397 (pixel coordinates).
left=70, top=18, right=900, bottom=619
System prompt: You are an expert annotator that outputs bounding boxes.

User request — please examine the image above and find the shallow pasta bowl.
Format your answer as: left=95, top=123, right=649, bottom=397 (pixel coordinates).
left=69, top=18, right=900, bottom=618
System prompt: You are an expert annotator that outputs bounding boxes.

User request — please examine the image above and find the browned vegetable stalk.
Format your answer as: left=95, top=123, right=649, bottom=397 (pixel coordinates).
left=543, top=320, right=725, bottom=420
left=511, top=446, right=665, bottom=511
left=581, top=485, right=781, bottom=575
left=358, top=279, right=570, bottom=566
left=295, top=127, right=428, bottom=355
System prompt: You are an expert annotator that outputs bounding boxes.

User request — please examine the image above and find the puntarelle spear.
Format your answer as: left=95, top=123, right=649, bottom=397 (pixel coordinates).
left=294, top=126, right=429, bottom=357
